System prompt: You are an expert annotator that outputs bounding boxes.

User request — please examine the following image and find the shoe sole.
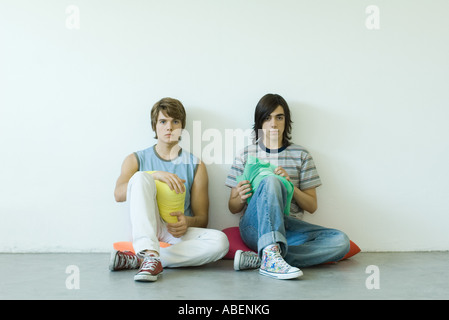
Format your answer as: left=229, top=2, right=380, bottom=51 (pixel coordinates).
left=259, top=268, right=303, bottom=280
left=108, top=250, right=119, bottom=271
left=234, top=250, right=243, bottom=271
left=134, top=272, right=162, bottom=282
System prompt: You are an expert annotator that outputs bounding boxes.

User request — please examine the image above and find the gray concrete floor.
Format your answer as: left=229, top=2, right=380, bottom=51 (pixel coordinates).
left=0, top=252, right=448, bottom=300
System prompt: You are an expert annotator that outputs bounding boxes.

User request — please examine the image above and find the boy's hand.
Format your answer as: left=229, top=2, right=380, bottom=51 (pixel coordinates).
left=236, top=180, right=252, bottom=203
left=151, top=171, right=186, bottom=194
left=274, top=166, right=291, bottom=181
left=167, top=211, right=188, bottom=238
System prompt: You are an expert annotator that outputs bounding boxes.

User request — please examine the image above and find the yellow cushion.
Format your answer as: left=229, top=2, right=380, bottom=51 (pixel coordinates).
left=145, top=171, right=185, bottom=223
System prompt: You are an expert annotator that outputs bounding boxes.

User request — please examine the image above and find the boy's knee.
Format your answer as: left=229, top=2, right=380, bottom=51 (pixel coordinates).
left=260, top=175, right=283, bottom=190
left=333, top=230, right=350, bottom=254
left=215, top=230, right=230, bottom=254
left=208, top=230, right=230, bottom=258
left=263, top=175, right=281, bottom=184
left=129, top=171, right=154, bottom=186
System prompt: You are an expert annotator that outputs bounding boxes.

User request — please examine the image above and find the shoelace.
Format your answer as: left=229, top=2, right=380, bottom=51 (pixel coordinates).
left=140, top=256, right=160, bottom=271
left=117, top=251, right=140, bottom=269
left=242, top=252, right=261, bottom=268
left=263, top=246, right=293, bottom=271
left=271, top=253, right=292, bottom=271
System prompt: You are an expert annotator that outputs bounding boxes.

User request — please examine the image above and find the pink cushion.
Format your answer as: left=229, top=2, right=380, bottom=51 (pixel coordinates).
left=222, top=226, right=361, bottom=262
left=222, top=227, right=255, bottom=259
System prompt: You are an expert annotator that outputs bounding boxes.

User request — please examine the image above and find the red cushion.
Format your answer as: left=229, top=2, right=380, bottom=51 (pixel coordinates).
left=341, top=240, right=361, bottom=260
left=222, top=227, right=255, bottom=259
left=324, top=240, right=361, bottom=264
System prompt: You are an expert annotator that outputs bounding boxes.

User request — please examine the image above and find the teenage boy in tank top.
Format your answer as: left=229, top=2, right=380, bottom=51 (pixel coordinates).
left=110, top=97, right=229, bottom=282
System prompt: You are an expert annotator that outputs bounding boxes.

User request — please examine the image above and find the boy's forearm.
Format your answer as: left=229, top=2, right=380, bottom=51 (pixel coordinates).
left=186, top=214, right=208, bottom=228
left=114, top=183, right=128, bottom=202
left=228, top=190, right=246, bottom=214
left=293, top=187, right=317, bottom=214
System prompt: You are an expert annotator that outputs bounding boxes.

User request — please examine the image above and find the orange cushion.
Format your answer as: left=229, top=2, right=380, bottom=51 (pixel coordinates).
left=113, top=241, right=171, bottom=253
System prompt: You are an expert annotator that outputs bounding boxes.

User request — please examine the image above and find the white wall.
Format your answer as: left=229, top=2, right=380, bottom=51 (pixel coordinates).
left=1, top=0, right=448, bottom=252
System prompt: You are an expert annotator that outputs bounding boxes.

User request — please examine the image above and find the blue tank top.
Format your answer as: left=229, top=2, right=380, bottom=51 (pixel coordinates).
left=134, top=145, right=199, bottom=217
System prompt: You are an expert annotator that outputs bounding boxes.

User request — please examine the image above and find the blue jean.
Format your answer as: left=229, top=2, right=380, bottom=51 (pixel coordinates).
left=239, top=176, right=350, bottom=268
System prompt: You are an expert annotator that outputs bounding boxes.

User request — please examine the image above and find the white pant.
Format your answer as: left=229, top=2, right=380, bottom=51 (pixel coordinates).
left=127, top=172, right=229, bottom=268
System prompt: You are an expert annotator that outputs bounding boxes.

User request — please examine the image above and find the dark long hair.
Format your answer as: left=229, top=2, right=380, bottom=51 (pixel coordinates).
left=252, top=93, right=293, bottom=146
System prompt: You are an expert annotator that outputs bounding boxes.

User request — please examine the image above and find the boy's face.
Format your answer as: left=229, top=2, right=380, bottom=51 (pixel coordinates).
left=261, top=105, right=285, bottom=145
left=155, top=111, right=183, bottom=144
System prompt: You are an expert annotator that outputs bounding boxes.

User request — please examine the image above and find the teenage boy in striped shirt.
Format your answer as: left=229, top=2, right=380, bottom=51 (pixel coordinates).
left=226, top=93, right=350, bottom=280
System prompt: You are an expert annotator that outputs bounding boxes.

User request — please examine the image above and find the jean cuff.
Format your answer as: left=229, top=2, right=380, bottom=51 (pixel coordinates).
left=257, top=231, right=288, bottom=258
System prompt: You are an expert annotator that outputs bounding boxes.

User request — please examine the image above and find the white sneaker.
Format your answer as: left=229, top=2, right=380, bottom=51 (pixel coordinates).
left=259, top=244, right=303, bottom=280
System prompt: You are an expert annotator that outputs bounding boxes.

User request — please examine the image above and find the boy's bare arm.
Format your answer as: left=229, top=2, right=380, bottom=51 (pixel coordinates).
left=114, top=153, right=138, bottom=202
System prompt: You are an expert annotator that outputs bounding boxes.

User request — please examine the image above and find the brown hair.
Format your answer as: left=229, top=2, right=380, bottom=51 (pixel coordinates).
left=253, top=93, right=293, bottom=146
left=150, top=97, right=186, bottom=138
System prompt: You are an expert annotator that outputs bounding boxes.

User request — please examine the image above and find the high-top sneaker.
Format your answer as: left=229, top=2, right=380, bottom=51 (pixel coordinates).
left=259, top=244, right=303, bottom=280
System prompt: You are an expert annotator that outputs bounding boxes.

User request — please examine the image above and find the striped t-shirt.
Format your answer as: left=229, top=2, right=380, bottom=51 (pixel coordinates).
left=225, top=142, right=322, bottom=219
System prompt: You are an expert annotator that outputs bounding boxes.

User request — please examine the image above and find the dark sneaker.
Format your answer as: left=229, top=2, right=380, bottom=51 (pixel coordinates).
left=109, top=250, right=142, bottom=271
left=234, top=250, right=261, bottom=271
